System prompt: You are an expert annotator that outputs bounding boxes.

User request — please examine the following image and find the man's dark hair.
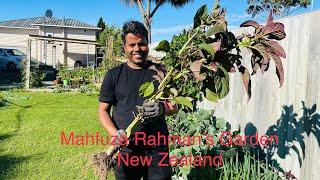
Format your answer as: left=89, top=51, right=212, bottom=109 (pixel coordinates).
left=122, top=21, right=148, bottom=45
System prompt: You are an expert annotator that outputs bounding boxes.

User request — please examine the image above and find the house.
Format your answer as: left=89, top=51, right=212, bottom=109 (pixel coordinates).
left=0, top=10, right=101, bottom=68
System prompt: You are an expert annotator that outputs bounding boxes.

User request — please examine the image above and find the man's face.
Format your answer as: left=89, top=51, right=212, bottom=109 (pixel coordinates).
left=123, top=33, right=149, bottom=65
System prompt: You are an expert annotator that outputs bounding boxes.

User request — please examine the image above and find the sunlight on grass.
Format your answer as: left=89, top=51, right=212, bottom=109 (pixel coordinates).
left=0, top=92, right=115, bottom=179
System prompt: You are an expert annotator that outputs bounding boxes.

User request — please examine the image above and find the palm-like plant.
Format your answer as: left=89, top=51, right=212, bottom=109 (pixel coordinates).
left=121, top=0, right=194, bottom=42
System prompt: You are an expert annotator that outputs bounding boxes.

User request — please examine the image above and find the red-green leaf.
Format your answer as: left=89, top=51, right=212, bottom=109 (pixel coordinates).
left=237, top=65, right=251, bottom=100
left=194, top=5, right=208, bottom=28
left=190, top=60, right=206, bottom=81
left=270, top=53, right=284, bottom=87
left=205, top=88, right=218, bottom=102
left=212, top=40, right=221, bottom=52
left=264, top=40, right=286, bottom=58
left=212, top=0, right=220, bottom=16
left=219, top=77, right=229, bottom=98
left=252, top=62, right=260, bottom=75
left=198, top=43, right=215, bottom=57
left=206, top=24, right=225, bottom=37
left=251, top=43, right=270, bottom=64
left=149, top=65, right=165, bottom=79
left=209, top=62, right=218, bottom=72
left=153, top=75, right=161, bottom=82
left=262, top=22, right=286, bottom=40
left=240, top=20, right=259, bottom=29
left=266, top=11, right=274, bottom=25
left=260, top=61, right=270, bottom=73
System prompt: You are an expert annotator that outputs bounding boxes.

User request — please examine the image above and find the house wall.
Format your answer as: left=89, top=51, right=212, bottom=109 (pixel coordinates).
left=66, top=28, right=96, bottom=67
left=39, top=27, right=96, bottom=67
left=0, top=26, right=97, bottom=68
left=39, top=26, right=65, bottom=67
left=0, top=28, right=38, bottom=59
left=198, top=10, right=320, bottom=180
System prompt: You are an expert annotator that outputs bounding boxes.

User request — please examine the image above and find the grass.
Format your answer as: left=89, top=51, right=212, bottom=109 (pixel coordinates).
left=0, top=92, right=283, bottom=180
left=0, top=92, right=115, bottom=179
left=219, top=153, right=281, bottom=180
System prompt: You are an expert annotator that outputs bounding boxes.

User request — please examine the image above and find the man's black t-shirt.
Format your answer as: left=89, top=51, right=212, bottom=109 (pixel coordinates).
left=99, top=62, right=169, bottom=152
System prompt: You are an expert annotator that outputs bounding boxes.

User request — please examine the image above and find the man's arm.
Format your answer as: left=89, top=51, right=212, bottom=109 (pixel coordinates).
left=98, top=102, right=118, bottom=137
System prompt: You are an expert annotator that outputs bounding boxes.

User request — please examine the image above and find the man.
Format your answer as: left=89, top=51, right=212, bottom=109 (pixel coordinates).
left=98, top=21, right=177, bottom=180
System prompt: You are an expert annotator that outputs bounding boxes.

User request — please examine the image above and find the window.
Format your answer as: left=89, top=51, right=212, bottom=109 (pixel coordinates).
left=0, top=49, right=5, bottom=56
left=12, top=49, right=25, bottom=56
left=46, top=32, right=54, bottom=37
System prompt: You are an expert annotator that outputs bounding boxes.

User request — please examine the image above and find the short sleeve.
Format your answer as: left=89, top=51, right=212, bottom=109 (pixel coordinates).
left=99, top=71, right=116, bottom=104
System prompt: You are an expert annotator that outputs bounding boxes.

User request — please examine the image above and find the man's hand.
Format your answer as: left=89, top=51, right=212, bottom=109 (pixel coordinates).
left=111, top=129, right=128, bottom=147
left=137, top=101, right=165, bottom=118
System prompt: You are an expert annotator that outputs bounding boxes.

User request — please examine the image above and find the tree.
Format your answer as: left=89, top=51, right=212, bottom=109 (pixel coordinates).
left=96, top=17, right=106, bottom=39
left=97, top=25, right=123, bottom=57
left=121, top=0, right=194, bottom=43
left=247, top=0, right=311, bottom=17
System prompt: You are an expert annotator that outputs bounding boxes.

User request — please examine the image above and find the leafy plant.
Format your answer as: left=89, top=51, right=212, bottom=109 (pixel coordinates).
left=21, top=60, right=46, bottom=88
left=239, top=12, right=286, bottom=87
left=57, top=61, right=121, bottom=88
left=79, top=84, right=100, bottom=95
left=166, top=110, right=282, bottom=179
left=154, top=2, right=286, bottom=103
left=166, top=110, right=232, bottom=179
left=217, top=152, right=281, bottom=180
left=97, top=25, right=123, bottom=57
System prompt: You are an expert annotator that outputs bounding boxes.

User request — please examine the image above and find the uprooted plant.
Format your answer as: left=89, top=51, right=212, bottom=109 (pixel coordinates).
left=90, top=1, right=286, bottom=179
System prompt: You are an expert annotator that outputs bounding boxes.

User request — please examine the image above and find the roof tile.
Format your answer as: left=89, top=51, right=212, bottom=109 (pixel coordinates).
left=0, top=17, right=98, bottom=29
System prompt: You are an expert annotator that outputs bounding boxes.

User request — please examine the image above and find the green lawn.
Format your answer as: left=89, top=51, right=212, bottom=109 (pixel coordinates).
left=0, top=92, right=115, bottom=179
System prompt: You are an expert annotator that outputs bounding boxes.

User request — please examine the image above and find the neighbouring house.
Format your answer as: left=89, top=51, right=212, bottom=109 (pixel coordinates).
left=0, top=10, right=101, bottom=68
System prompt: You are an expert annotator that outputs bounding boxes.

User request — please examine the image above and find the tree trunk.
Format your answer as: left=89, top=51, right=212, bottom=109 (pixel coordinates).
left=146, top=0, right=151, bottom=43
left=147, top=23, right=151, bottom=43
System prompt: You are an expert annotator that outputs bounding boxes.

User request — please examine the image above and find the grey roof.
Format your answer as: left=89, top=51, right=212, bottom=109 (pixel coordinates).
left=0, top=17, right=100, bottom=30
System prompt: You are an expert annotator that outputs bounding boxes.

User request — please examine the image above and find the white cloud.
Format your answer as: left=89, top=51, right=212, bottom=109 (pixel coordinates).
left=228, top=25, right=240, bottom=30
left=152, top=24, right=192, bottom=35
left=226, top=13, right=252, bottom=24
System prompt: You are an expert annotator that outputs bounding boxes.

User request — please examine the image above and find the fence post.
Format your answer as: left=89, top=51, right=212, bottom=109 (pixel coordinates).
left=25, top=39, right=31, bottom=90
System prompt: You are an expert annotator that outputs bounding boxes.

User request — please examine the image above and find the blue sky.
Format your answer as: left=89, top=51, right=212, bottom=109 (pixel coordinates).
left=0, top=0, right=319, bottom=42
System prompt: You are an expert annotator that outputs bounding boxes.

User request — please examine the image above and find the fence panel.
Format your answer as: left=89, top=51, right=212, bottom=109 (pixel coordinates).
left=198, top=10, right=320, bottom=179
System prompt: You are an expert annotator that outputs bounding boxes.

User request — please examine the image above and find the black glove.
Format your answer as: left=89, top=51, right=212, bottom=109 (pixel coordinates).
left=137, top=101, right=165, bottom=118
left=112, top=129, right=128, bottom=147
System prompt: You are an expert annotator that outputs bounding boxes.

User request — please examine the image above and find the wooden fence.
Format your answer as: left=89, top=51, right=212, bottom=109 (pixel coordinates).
left=198, top=10, right=320, bottom=179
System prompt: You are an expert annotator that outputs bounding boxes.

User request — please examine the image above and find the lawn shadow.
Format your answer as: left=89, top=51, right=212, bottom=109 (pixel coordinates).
left=0, top=133, right=14, bottom=141
left=1, top=92, right=90, bottom=178
left=0, top=154, right=31, bottom=179
left=244, top=101, right=320, bottom=174
left=4, top=93, right=81, bottom=135
left=0, top=71, right=22, bottom=86
left=0, top=151, right=45, bottom=179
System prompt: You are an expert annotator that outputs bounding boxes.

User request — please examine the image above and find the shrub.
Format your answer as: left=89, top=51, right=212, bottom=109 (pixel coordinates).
left=166, top=110, right=282, bottom=179
left=21, top=60, right=46, bottom=88
left=79, top=84, right=100, bottom=95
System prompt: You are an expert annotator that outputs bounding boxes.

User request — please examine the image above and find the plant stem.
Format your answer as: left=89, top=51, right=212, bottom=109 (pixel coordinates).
left=178, top=29, right=199, bottom=56
left=104, top=67, right=175, bottom=157
left=152, top=67, right=174, bottom=98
